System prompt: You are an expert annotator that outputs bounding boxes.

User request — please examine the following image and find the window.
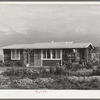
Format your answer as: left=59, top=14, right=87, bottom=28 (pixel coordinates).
left=56, top=50, right=60, bottom=58
left=43, top=49, right=50, bottom=59
left=11, top=49, right=20, bottom=60
left=43, top=49, right=61, bottom=59
left=47, top=50, right=50, bottom=58
left=52, top=49, right=60, bottom=59
left=43, top=50, right=46, bottom=59
left=52, top=50, right=56, bottom=58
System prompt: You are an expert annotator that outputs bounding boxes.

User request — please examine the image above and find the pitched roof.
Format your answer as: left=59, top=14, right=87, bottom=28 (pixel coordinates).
left=2, top=42, right=94, bottom=49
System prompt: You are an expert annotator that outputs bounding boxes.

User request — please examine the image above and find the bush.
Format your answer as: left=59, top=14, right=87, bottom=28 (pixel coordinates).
left=40, top=68, right=51, bottom=77
left=92, top=68, right=100, bottom=75
left=63, top=60, right=83, bottom=71
left=68, top=76, right=100, bottom=89
left=71, top=63, right=83, bottom=71
left=40, top=63, right=67, bottom=76
left=33, top=77, right=54, bottom=85
left=54, top=63, right=66, bottom=75
left=49, top=67, right=56, bottom=74
left=10, top=78, right=34, bottom=89
left=14, top=62, right=23, bottom=67
left=84, top=62, right=93, bottom=69
left=4, top=61, right=11, bottom=66
left=63, top=60, right=72, bottom=70
left=82, top=59, right=94, bottom=69
left=2, top=68, right=40, bottom=79
left=3, top=61, right=23, bottom=67
left=54, top=75, right=69, bottom=84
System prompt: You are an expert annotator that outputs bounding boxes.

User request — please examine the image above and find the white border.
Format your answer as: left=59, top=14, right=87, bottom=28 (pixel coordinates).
left=0, top=1, right=100, bottom=4
left=0, top=1, right=100, bottom=99
left=0, top=90, right=100, bottom=99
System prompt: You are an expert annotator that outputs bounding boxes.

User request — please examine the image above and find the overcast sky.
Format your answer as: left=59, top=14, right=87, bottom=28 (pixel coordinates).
left=0, top=4, right=100, bottom=47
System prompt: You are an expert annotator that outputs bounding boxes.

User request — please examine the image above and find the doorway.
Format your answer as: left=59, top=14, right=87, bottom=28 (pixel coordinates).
left=30, top=50, right=34, bottom=66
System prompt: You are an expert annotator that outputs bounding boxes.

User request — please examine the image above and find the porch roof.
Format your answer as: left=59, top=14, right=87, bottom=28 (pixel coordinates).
left=2, top=42, right=94, bottom=49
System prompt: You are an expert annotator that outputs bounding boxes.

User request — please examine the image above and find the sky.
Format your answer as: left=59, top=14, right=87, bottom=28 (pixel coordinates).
left=0, top=4, right=100, bottom=47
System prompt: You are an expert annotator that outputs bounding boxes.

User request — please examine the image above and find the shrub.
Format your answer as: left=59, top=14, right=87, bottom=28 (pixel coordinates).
left=92, top=68, right=100, bottom=75
left=14, top=62, right=23, bottom=67
left=10, top=78, right=34, bottom=89
left=86, top=62, right=93, bottom=69
left=71, top=63, right=83, bottom=71
left=49, top=67, right=56, bottom=74
left=63, top=60, right=84, bottom=71
left=63, top=60, right=72, bottom=70
left=33, top=77, right=54, bottom=85
left=4, top=61, right=11, bottom=66
left=2, top=68, right=40, bottom=79
left=68, top=76, right=100, bottom=89
left=3, top=61, right=23, bottom=67
left=40, top=68, right=51, bottom=77
left=54, top=63, right=66, bottom=75
left=83, top=60, right=93, bottom=69
left=54, top=75, right=69, bottom=84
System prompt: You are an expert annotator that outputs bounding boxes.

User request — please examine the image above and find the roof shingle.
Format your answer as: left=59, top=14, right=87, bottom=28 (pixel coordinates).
left=2, top=42, right=94, bottom=49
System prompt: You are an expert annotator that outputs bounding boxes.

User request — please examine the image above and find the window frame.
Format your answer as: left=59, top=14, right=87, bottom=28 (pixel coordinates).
left=11, top=49, right=20, bottom=60
left=42, top=49, right=61, bottom=60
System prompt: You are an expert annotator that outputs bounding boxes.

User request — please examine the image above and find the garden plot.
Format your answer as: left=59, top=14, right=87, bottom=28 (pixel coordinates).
left=0, top=64, right=100, bottom=89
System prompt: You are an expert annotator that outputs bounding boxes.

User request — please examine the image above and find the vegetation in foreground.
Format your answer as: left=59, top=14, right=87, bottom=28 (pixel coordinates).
left=0, top=60, right=100, bottom=89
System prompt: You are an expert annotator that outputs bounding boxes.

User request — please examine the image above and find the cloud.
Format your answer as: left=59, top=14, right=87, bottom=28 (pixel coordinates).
left=4, top=32, right=11, bottom=35
left=16, top=28, right=31, bottom=35
left=0, top=4, right=100, bottom=46
left=0, top=28, right=10, bottom=32
left=0, top=27, right=31, bottom=35
left=0, top=28, right=12, bottom=35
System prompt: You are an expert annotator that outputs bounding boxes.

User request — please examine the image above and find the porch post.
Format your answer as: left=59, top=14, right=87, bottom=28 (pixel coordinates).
left=75, top=49, right=78, bottom=62
left=90, top=49, right=92, bottom=60
left=41, top=50, right=43, bottom=66
left=23, top=49, right=27, bottom=66
left=60, top=49, right=62, bottom=65
left=85, top=48, right=89, bottom=62
left=28, top=52, right=30, bottom=66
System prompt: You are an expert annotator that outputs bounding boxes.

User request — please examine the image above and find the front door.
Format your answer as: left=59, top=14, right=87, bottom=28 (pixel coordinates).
left=30, top=50, right=34, bottom=66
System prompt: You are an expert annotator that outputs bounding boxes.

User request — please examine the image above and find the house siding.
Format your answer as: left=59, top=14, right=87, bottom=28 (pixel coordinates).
left=4, top=49, right=24, bottom=66
left=42, top=60, right=61, bottom=66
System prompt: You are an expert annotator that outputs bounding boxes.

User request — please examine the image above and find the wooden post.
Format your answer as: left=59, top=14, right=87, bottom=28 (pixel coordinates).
left=28, top=52, right=30, bottom=66
left=75, top=49, right=78, bottom=62
left=85, top=48, right=89, bottom=62
left=41, top=50, right=43, bottom=66
left=60, top=49, right=62, bottom=65
left=23, top=49, right=27, bottom=66
left=90, top=49, right=92, bottom=60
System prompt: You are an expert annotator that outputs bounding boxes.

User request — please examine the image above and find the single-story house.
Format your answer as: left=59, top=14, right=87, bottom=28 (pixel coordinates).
left=2, top=42, right=94, bottom=67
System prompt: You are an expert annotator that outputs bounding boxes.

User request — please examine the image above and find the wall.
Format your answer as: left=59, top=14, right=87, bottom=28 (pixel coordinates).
left=62, top=49, right=75, bottom=62
left=4, top=49, right=24, bottom=66
left=42, top=60, right=61, bottom=66
left=62, top=48, right=87, bottom=62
